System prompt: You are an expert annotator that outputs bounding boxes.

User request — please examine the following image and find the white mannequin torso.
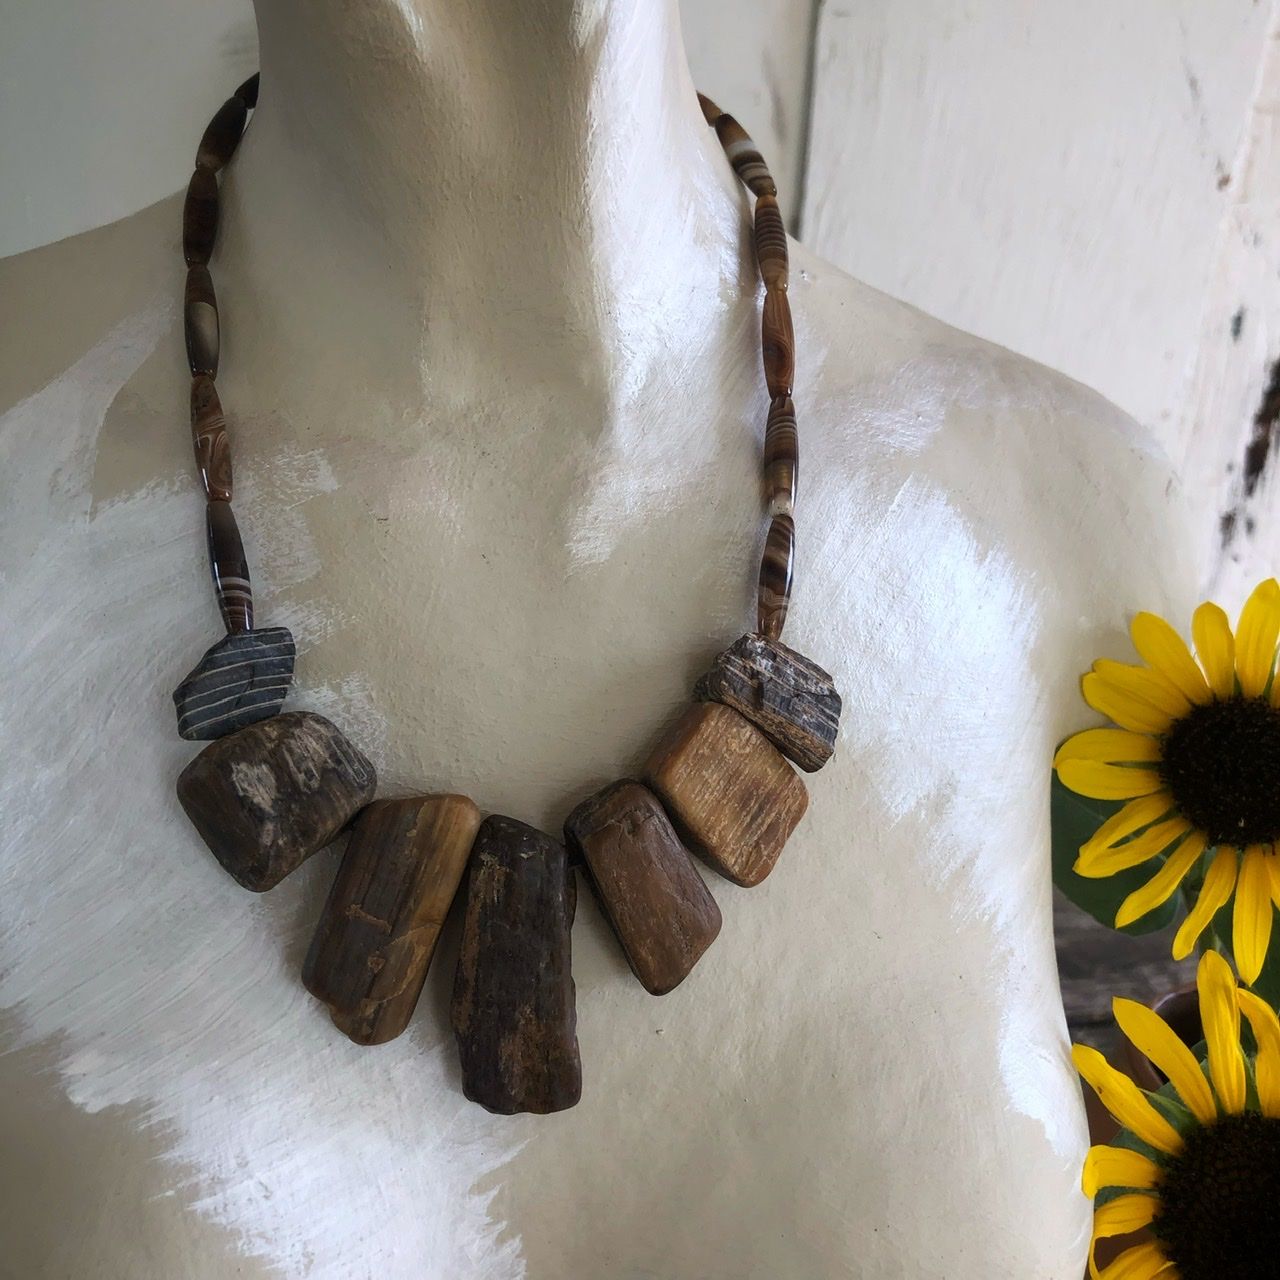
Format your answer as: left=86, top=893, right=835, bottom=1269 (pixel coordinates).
left=0, top=2, right=1197, bottom=1276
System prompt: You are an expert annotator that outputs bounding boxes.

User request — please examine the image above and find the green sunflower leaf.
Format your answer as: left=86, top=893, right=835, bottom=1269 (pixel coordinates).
left=1050, top=772, right=1180, bottom=936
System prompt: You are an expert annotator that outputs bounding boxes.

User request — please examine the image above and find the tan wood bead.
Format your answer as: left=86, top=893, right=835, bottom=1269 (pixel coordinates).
left=184, top=265, right=219, bottom=377
left=762, top=395, right=797, bottom=517
left=642, top=701, right=807, bottom=888
left=761, top=286, right=795, bottom=399
left=304, top=794, right=482, bottom=1045
left=182, top=166, right=219, bottom=267
left=756, top=512, right=795, bottom=641
left=753, top=193, right=788, bottom=291
left=564, top=780, right=721, bottom=995
left=190, top=375, right=232, bottom=501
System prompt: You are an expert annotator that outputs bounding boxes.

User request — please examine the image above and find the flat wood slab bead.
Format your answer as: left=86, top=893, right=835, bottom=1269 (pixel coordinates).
left=451, top=815, right=581, bottom=1115
left=304, top=794, right=482, bottom=1045
left=176, top=711, right=376, bottom=891
left=171, top=625, right=296, bottom=740
left=564, top=780, right=721, bottom=995
left=694, top=632, right=841, bottom=772
left=643, top=701, right=808, bottom=888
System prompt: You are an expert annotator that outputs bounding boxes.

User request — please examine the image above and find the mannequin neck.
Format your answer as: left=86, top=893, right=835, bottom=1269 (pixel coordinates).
left=229, top=0, right=747, bottom=401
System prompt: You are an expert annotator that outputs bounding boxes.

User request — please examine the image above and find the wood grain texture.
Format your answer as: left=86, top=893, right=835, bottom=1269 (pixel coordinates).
left=564, top=780, right=721, bottom=995
left=451, top=815, right=581, bottom=1115
left=643, top=701, right=808, bottom=888
left=694, top=632, right=841, bottom=772
left=176, top=711, right=376, bottom=892
left=171, top=625, right=295, bottom=740
left=304, top=794, right=481, bottom=1045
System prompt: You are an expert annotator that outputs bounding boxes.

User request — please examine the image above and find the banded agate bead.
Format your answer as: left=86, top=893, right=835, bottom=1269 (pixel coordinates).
left=182, top=167, right=219, bottom=267
left=196, top=95, right=248, bottom=173
left=756, top=513, right=795, bottom=641
left=713, top=113, right=776, bottom=197
left=761, top=287, right=795, bottom=399
left=763, top=395, right=797, bottom=517
left=696, top=91, right=723, bottom=126
left=753, top=194, right=788, bottom=292
left=184, top=266, right=219, bottom=377
left=190, top=375, right=232, bottom=501
left=206, top=499, right=253, bottom=632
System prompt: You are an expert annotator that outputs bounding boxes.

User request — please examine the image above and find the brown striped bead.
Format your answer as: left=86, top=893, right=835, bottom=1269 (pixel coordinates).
left=206, top=499, right=253, bottom=632
left=756, top=513, right=795, bottom=641
left=182, top=167, right=219, bottom=267
left=761, top=287, right=795, bottom=398
left=190, top=375, right=232, bottom=501
left=696, top=91, right=723, bottom=126
left=753, top=193, right=789, bottom=291
left=184, top=266, right=219, bottom=377
left=713, top=113, right=776, bottom=197
left=235, top=73, right=260, bottom=109
left=196, top=96, right=248, bottom=173
left=762, top=396, right=797, bottom=516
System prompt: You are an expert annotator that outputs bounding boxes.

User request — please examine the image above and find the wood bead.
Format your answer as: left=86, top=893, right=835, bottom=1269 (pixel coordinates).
left=172, top=625, right=295, bottom=740
left=184, top=265, right=219, bottom=377
left=304, top=794, right=482, bottom=1045
left=196, top=95, right=248, bottom=173
left=190, top=375, right=232, bottom=501
left=643, top=702, right=807, bottom=888
left=235, top=73, right=260, bottom=109
left=753, top=193, right=788, bottom=291
left=182, top=167, right=219, bottom=267
left=756, top=512, right=795, bottom=641
left=451, top=815, right=581, bottom=1115
left=694, top=632, right=842, bottom=773
left=176, top=711, right=376, bottom=892
left=762, top=395, right=797, bottom=517
left=206, top=499, right=253, bottom=632
left=713, top=113, right=776, bottom=197
left=564, top=780, right=721, bottom=996
left=761, top=286, right=795, bottom=399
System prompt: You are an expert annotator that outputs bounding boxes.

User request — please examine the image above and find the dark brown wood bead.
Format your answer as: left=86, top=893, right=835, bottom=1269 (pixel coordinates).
left=696, top=91, right=723, bottom=126
left=176, top=711, right=377, bottom=892
left=756, top=512, right=795, bottom=641
left=451, top=815, right=581, bottom=1115
left=753, top=193, right=788, bottom=291
left=713, top=113, right=776, bottom=196
left=564, top=780, right=721, bottom=995
left=190, top=375, right=232, bottom=501
left=762, top=395, right=797, bottom=517
left=643, top=702, right=807, bottom=888
left=694, top=633, right=841, bottom=773
left=184, top=266, right=219, bottom=377
left=761, top=286, right=795, bottom=399
left=304, top=794, right=482, bottom=1045
left=196, top=95, right=249, bottom=173
left=235, top=73, right=260, bottom=109
left=182, top=166, right=219, bottom=267
left=206, top=499, right=253, bottom=632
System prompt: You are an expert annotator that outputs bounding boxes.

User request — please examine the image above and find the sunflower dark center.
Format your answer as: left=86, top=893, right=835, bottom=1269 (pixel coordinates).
left=1158, top=696, right=1280, bottom=845
left=1152, top=1112, right=1280, bottom=1279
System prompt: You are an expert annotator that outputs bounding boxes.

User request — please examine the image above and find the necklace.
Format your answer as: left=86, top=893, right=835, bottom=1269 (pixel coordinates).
left=171, top=75, right=844, bottom=1115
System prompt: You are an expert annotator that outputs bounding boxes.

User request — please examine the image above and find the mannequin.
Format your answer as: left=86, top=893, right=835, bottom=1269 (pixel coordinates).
left=0, top=0, right=1198, bottom=1275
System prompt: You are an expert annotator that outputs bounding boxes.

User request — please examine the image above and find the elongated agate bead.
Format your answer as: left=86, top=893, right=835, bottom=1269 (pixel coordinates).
left=713, top=113, right=776, bottom=197
left=757, top=513, right=795, bottom=641
left=183, top=167, right=219, bottom=267
left=763, top=395, right=797, bottom=517
left=184, top=266, right=219, bottom=377
left=196, top=95, right=248, bottom=172
left=190, top=375, right=232, bottom=501
left=696, top=91, right=723, bottom=126
left=235, top=73, right=260, bottom=109
left=206, top=499, right=253, bottom=632
left=753, top=194, right=788, bottom=291
left=761, top=287, right=795, bottom=399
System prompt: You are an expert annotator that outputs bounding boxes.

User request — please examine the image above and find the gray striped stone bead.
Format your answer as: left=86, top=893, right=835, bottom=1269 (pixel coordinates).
left=172, top=626, right=296, bottom=740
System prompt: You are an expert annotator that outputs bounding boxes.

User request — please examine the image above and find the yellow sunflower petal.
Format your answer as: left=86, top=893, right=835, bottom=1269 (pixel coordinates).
left=1233, top=845, right=1275, bottom=985
left=1234, top=578, right=1280, bottom=698
left=1095, top=1241, right=1174, bottom=1280
left=1054, top=730, right=1162, bottom=768
left=1114, top=831, right=1208, bottom=928
left=1198, top=949, right=1246, bottom=1114
left=1269, top=849, right=1280, bottom=910
left=1080, top=794, right=1176, bottom=859
left=1093, top=659, right=1191, bottom=719
left=1076, top=818, right=1192, bottom=878
left=1172, top=846, right=1238, bottom=961
left=1237, top=988, right=1280, bottom=1117
left=1192, top=601, right=1237, bottom=699
left=1113, top=997, right=1217, bottom=1124
left=1057, top=761, right=1165, bottom=802
left=1082, top=1145, right=1162, bottom=1198
left=1072, top=1043, right=1183, bottom=1155
left=1131, top=610, right=1212, bottom=705
left=1091, top=1194, right=1159, bottom=1237
left=1082, top=673, right=1175, bottom=735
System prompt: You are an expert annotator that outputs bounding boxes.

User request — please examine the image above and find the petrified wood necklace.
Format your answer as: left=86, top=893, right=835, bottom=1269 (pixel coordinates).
left=172, top=74, right=843, bottom=1115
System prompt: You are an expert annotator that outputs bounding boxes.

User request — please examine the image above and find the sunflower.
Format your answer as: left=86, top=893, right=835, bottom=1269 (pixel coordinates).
left=1074, top=950, right=1280, bottom=1278
left=1054, top=579, right=1280, bottom=982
